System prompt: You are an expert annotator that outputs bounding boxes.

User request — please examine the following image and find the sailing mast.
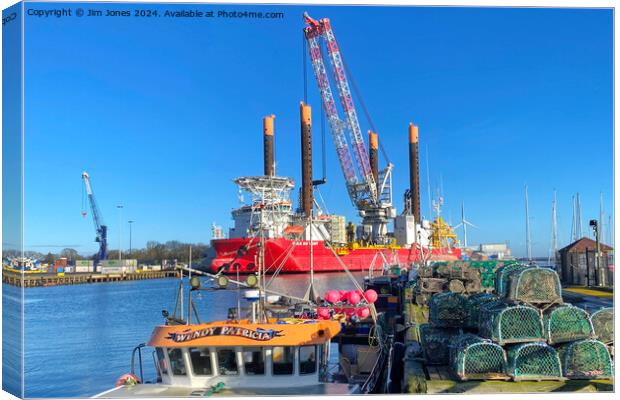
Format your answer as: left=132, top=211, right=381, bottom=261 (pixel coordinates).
left=525, top=185, right=532, bottom=261
left=571, top=195, right=576, bottom=242
left=576, top=193, right=583, bottom=238
left=599, top=192, right=605, bottom=244
left=549, top=190, right=558, bottom=266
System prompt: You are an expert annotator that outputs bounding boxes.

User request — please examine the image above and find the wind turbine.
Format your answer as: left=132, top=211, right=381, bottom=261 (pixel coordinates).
left=454, top=202, right=477, bottom=248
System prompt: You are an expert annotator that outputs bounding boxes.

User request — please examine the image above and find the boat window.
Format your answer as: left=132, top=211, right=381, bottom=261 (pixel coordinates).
left=167, top=348, right=187, bottom=376
left=243, top=348, right=265, bottom=375
left=156, top=348, right=168, bottom=376
left=189, top=347, right=213, bottom=376
left=216, top=349, right=239, bottom=376
left=272, top=346, right=294, bottom=375
left=299, top=346, right=317, bottom=375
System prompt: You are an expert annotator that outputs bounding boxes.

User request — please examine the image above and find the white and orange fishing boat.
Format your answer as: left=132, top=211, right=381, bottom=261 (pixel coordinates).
left=96, top=200, right=375, bottom=397
left=95, top=269, right=364, bottom=397
left=96, top=315, right=357, bottom=397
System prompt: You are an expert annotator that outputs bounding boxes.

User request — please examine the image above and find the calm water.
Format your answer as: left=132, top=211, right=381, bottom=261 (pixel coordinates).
left=2, top=273, right=363, bottom=398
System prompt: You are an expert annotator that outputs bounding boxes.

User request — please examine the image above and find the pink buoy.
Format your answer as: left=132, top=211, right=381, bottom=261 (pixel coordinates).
left=339, top=290, right=348, bottom=300
left=325, top=290, right=340, bottom=304
left=364, top=289, right=378, bottom=304
left=347, top=291, right=361, bottom=305
left=344, top=308, right=355, bottom=316
left=357, top=307, right=370, bottom=319
left=317, top=307, right=330, bottom=319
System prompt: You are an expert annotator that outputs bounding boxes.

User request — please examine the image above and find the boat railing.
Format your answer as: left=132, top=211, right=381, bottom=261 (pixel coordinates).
left=130, top=343, right=146, bottom=383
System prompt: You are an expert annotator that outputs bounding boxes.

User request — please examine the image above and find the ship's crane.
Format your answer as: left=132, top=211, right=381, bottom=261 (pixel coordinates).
left=81, top=171, right=107, bottom=271
left=303, top=12, right=394, bottom=244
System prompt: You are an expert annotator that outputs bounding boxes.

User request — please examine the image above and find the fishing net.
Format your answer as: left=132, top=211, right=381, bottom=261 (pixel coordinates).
left=495, top=263, right=528, bottom=297
left=557, top=339, right=613, bottom=380
left=449, top=334, right=508, bottom=381
left=507, top=267, right=562, bottom=306
left=419, top=324, right=462, bottom=365
left=543, top=304, right=594, bottom=345
left=506, top=342, right=563, bottom=381
left=479, top=301, right=544, bottom=345
left=429, top=292, right=468, bottom=328
left=590, top=307, right=614, bottom=344
left=465, top=293, right=499, bottom=329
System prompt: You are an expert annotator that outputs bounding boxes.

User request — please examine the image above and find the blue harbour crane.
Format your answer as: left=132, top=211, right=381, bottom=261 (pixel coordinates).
left=81, top=171, right=107, bottom=271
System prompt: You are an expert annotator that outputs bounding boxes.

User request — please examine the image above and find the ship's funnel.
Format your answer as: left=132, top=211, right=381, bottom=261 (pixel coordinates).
left=409, top=123, right=421, bottom=223
left=300, top=102, right=313, bottom=217
left=263, top=115, right=275, bottom=176
left=369, top=131, right=379, bottom=194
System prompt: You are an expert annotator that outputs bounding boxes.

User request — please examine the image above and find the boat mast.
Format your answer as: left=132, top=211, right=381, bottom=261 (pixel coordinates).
left=549, top=190, right=558, bottom=266
left=599, top=192, right=605, bottom=244
left=576, top=192, right=583, bottom=238
left=525, top=185, right=532, bottom=261
left=259, top=202, right=267, bottom=323
left=571, top=195, right=576, bottom=242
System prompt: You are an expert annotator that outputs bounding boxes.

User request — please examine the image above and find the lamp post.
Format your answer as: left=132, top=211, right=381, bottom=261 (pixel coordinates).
left=128, top=220, right=134, bottom=257
left=117, top=204, right=124, bottom=262
left=589, top=219, right=605, bottom=287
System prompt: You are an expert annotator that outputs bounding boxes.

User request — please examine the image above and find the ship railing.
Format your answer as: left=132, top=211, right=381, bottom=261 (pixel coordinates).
left=130, top=343, right=146, bottom=383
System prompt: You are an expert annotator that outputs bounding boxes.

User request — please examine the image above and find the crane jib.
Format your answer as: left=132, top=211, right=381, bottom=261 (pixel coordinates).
left=304, top=16, right=379, bottom=206
left=81, top=172, right=108, bottom=269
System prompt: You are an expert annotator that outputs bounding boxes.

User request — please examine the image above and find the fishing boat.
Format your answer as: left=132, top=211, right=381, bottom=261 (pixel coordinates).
left=97, top=189, right=390, bottom=397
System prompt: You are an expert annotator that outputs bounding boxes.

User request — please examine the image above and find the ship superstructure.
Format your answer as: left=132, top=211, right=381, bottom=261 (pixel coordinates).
left=207, top=14, right=461, bottom=274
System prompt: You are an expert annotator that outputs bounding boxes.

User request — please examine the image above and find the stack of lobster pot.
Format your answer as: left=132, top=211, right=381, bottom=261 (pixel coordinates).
left=485, top=265, right=613, bottom=381
left=414, top=263, right=614, bottom=382
left=412, top=260, right=518, bottom=306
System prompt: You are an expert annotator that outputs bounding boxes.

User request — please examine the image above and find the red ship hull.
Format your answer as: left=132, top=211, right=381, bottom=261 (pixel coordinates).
left=209, top=237, right=461, bottom=274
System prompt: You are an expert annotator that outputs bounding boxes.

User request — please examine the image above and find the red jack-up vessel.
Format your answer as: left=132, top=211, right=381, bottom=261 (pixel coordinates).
left=208, top=14, right=460, bottom=274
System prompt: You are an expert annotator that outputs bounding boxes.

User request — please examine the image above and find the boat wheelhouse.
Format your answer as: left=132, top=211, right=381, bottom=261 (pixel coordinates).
left=96, top=312, right=361, bottom=397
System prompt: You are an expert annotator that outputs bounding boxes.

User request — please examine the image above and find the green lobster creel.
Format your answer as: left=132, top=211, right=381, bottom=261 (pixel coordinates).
left=479, top=301, right=544, bottom=345
left=557, top=339, right=613, bottom=379
left=495, top=263, right=528, bottom=297
left=419, top=324, right=462, bottom=365
left=590, top=307, right=614, bottom=344
left=507, top=266, right=562, bottom=306
left=449, top=334, right=508, bottom=381
left=506, top=342, right=563, bottom=381
left=428, top=292, right=468, bottom=328
left=465, top=293, right=498, bottom=329
left=543, top=304, right=595, bottom=345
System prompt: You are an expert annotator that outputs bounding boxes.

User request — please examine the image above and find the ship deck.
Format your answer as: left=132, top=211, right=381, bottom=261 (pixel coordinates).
left=95, top=382, right=360, bottom=397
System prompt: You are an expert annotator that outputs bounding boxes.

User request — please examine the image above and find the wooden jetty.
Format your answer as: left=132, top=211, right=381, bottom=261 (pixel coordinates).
left=2, top=269, right=180, bottom=288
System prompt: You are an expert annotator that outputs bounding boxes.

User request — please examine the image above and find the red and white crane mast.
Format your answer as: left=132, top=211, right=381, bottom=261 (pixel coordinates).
left=304, top=12, right=394, bottom=244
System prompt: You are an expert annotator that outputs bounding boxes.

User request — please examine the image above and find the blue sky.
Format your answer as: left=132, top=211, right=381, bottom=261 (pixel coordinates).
left=21, top=3, right=613, bottom=257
